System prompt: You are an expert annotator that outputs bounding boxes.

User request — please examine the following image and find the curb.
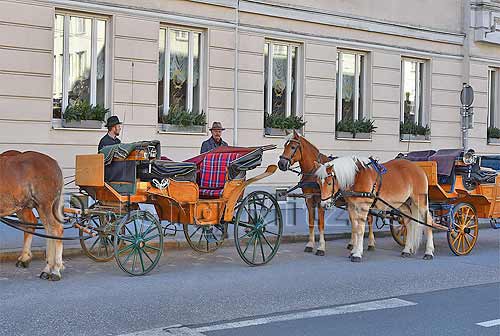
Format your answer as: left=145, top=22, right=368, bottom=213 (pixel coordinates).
left=1, top=222, right=492, bottom=263
left=0, top=230, right=393, bottom=263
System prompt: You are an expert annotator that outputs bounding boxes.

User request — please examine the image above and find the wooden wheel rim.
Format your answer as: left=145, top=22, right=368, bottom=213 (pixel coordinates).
left=447, top=203, right=478, bottom=256
left=389, top=219, right=407, bottom=247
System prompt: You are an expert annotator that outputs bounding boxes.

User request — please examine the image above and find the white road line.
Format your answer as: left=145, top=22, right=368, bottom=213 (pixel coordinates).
left=195, top=298, right=416, bottom=333
left=476, top=319, right=500, bottom=328
left=118, top=298, right=417, bottom=335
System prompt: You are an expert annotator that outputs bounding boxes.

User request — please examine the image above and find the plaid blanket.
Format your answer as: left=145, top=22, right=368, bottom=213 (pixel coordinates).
left=199, top=152, right=240, bottom=198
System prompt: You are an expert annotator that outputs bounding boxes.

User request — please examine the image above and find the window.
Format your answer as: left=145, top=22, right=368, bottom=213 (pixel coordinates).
left=488, top=68, right=499, bottom=129
left=52, top=13, right=108, bottom=119
left=158, top=27, right=203, bottom=122
left=336, top=50, right=366, bottom=122
left=264, top=41, right=300, bottom=118
left=401, top=59, right=427, bottom=127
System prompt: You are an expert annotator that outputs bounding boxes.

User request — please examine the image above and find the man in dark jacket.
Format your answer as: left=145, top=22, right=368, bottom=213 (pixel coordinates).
left=200, top=122, right=228, bottom=153
left=98, top=116, right=122, bottom=151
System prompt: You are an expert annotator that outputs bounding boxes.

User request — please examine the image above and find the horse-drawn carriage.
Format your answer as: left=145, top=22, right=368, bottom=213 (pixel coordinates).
left=389, top=149, right=500, bottom=256
left=68, top=141, right=283, bottom=275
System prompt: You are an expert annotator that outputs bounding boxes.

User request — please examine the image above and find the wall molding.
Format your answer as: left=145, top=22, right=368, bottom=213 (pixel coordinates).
left=240, top=0, right=465, bottom=45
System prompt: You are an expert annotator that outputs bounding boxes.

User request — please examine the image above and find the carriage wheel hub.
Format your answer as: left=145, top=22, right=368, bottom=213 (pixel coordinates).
left=463, top=227, right=471, bottom=234
left=135, top=238, right=145, bottom=248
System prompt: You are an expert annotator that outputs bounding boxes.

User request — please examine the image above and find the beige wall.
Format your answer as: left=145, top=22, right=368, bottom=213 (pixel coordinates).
left=0, top=0, right=499, bottom=187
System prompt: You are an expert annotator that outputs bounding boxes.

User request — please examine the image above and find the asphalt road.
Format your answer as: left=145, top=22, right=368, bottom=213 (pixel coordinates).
left=0, top=229, right=498, bottom=336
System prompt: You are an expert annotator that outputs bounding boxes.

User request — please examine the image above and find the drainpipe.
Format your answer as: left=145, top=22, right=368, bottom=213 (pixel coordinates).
left=233, top=1, right=240, bottom=146
left=462, top=0, right=471, bottom=150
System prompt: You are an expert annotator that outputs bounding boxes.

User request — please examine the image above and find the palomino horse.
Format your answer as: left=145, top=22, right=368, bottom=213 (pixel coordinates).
left=314, top=156, right=436, bottom=262
left=0, top=151, right=65, bottom=280
left=277, top=131, right=376, bottom=256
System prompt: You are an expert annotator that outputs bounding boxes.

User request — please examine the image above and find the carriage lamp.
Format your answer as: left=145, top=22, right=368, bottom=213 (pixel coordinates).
left=463, top=150, right=477, bottom=165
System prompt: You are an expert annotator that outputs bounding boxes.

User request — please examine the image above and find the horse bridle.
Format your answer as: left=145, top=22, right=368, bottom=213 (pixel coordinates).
left=279, top=138, right=302, bottom=168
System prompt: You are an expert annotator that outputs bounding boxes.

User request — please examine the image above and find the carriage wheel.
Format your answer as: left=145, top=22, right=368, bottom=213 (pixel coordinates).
left=234, top=191, right=283, bottom=266
left=447, top=203, right=479, bottom=256
left=114, top=210, right=163, bottom=276
left=183, top=223, right=227, bottom=253
left=389, top=217, right=407, bottom=247
left=79, top=213, right=117, bottom=262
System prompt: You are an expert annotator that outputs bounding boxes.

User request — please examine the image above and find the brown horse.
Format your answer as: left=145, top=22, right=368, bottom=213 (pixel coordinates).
left=278, top=131, right=376, bottom=256
left=0, top=150, right=65, bottom=280
left=314, top=156, right=436, bottom=262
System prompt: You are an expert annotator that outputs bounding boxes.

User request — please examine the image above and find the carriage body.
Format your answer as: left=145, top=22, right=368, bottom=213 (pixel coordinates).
left=395, top=149, right=500, bottom=255
left=73, top=141, right=283, bottom=275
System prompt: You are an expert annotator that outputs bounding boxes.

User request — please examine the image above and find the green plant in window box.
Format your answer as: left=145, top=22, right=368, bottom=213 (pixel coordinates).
left=160, top=105, right=207, bottom=133
left=264, top=112, right=306, bottom=136
left=400, top=121, right=430, bottom=141
left=487, top=127, right=500, bottom=144
left=336, top=118, right=376, bottom=139
left=62, top=100, right=108, bottom=129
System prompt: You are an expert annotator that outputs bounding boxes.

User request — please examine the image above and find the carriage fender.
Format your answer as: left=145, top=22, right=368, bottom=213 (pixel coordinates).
left=223, top=165, right=277, bottom=222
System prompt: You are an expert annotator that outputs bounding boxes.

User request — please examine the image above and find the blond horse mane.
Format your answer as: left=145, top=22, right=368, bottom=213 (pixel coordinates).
left=315, top=156, right=371, bottom=190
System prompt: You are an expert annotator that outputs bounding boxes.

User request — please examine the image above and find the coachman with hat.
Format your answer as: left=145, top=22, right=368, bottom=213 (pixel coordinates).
left=98, top=116, right=122, bottom=151
left=200, top=122, right=228, bottom=153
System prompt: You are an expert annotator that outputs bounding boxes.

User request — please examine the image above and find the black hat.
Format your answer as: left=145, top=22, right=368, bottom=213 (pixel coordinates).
left=105, top=116, right=122, bottom=128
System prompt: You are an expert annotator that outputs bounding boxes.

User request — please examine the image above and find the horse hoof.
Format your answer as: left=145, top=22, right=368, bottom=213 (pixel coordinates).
left=423, top=254, right=433, bottom=260
left=401, top=252, right=411, bottom=258
left=350, top=256, right=362, bottom=263
left=16, top=260, right=30, bottom=268
left=367, top=246, right=375, bottom=251
left=346, top=244, right=353, bottom=250
left=48, top=274, right=61, bottom=281
left=39, top=272, right=50, bottom=280
left=315, top=250, right=325, bottom=256
left=304, top=246, right=313, bottom=253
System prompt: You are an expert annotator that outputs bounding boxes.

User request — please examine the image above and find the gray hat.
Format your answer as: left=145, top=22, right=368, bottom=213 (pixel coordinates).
left=209, top=121, right=225, bottom=131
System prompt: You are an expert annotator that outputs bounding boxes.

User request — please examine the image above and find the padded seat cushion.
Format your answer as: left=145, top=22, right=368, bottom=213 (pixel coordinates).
left=199, top=152, right=240, bottom=198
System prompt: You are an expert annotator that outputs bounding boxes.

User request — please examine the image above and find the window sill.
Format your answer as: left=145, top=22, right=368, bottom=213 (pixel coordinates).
left=52, top=126, right=106, bottom=132
left=487, top=140, right=500, bottom=146
left=335, top=137, right=372, bottom=141
left=158, top=130, right=207, bottom=136
left=400, top=139, right=431, bottom=143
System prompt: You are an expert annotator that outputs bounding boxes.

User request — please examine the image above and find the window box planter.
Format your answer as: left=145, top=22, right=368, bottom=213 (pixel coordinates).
left=161, top=124, right=205, bottom=133
left=265, top=127, right=288, bottom=136
left=336, top=131, right=371, bottom=139
left=62, top=119, right=103, bottom=129
left=488, top=137, right=500, bottom=145
left=400, top=133, right=429, bottom=141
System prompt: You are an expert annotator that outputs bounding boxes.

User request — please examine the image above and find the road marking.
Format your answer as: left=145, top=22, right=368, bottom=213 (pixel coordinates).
left=118, top=298, right=416, bottom=335
left=476, top=319, right=500, bottom=327
left=195, top=298, right=417, bottom=333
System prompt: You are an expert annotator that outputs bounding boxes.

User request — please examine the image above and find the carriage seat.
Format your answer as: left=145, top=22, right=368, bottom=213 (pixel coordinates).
left=198, top=152, right=241, bottom=198
left=137, top=161, right=196, bottom=183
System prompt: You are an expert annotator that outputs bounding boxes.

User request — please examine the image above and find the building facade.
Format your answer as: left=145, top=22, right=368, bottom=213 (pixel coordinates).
left=1, top=0, right=500, bottom=186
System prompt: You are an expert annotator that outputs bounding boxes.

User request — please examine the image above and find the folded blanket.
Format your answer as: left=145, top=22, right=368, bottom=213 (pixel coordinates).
left=99, top=143, right=137, bottom=165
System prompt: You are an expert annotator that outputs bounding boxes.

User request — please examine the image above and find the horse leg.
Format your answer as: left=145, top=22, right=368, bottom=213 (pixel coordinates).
left=304, top=199, right=315, bottom=253
left=349, top=204, right=368, bottom=262
left=422, top=210, right=435, bottom=260
left=16, top=209, right=37, bottom=268
left=367, top=215, right=375, bottom=251
left=38, top=206, right=64, bottom=281
left=315, top=206, right=325, bottom=256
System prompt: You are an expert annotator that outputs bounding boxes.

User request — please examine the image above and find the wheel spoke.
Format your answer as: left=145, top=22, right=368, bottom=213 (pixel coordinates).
left=257, top=232, right=266, bottom=263
left=122, top=246, right=136, bottom=264
left=238, top=229, right=255, bottom=240
left=144, top=244, right=161, bottom=252
left=119, top=243, right=135, bottom=255
left=463, top=233, right=471, bottom=250
left=264, top=231, right=279, bottom=236
left=243, top=234, right=256, bottom=255
left=252, top=233, right=257, bottom=263
left=141, top=224, right=156, bottom=238
left=237, top=222, right=255, bottom=229
left=142, top=248, right=155, bottom=264
left=131, top=248, right=137, bottom=273
left=119, top=235, right=135, bottom=243
left=190, top=226, right=202, bottom=239
left=143, top=234, right=160, bottom=242
left=137, top=248, right=146, bottom=273
left=260, top=232, right=275, bottom=251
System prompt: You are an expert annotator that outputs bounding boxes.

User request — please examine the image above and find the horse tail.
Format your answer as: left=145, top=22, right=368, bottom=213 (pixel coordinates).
left=52, top=176, right=66, bottom=225
left=406, top=203, right=424, bottom=253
